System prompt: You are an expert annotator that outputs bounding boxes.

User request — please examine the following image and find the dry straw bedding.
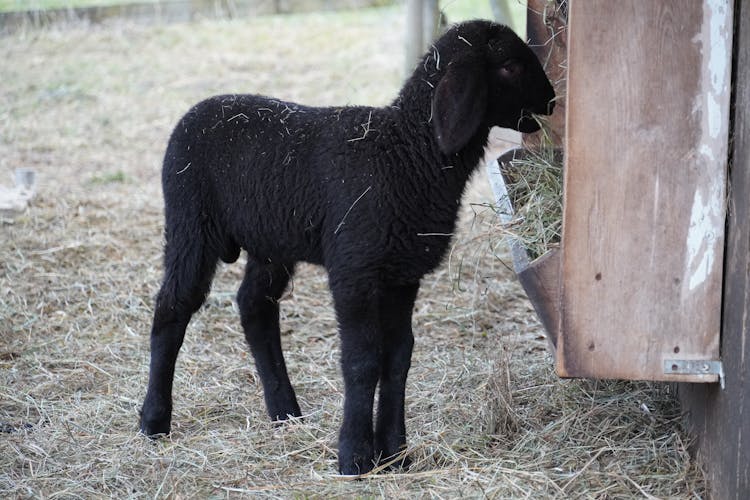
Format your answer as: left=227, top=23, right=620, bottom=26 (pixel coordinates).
left=1, top=7, right=704, bottom=498
left=496, top=124, right=562, bottom=261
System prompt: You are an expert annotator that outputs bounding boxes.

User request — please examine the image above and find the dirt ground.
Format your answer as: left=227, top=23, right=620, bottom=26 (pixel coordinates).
left=0, top=6, right=705, bottom=498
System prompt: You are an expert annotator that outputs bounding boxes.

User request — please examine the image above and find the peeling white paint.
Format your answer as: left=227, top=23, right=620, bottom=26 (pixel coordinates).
left=707, top=0, right=729, bottom=90
left=649, top=174, right=661, bottom=268
left=698, top=143, right=715, bottom=162
left=707, top=0, right=729, bottom=138
left=707, top=92, right=722, bottom=139
left=684, top=0, right=732, bottom=292
left=685, top=188, right=721, bottom=291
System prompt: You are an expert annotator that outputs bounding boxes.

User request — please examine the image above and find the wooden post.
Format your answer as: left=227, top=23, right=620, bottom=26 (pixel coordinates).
left=423, top=0, right=440, bottom=50
left=489, top=0, right=513, bottom=26
left=679, top=2, right=750, bottom=497
left=405, top=0, right=424, bottom=75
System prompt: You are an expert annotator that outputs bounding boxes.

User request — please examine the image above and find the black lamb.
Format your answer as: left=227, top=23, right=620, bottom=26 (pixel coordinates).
left=140, top=19, right=555, bottom=475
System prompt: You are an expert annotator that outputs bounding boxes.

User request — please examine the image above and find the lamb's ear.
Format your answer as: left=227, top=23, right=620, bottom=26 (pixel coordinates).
left=432, top=57, right=488, bottom=155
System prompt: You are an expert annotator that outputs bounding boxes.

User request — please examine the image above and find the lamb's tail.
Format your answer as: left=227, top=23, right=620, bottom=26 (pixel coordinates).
left=161, top=127, right=241, bottom=266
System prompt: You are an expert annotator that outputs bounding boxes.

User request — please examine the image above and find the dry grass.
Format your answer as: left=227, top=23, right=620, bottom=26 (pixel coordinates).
left=497, top=123, right=563, bottom=260
left=1, top=7, right=704, bottom=498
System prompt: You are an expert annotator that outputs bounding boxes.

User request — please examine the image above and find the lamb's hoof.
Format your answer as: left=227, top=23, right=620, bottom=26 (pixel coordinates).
left=338, top=453, right=375, bottom=476
left=378, top=452, right=412, bottom=471
left=139, top=406, right=171, bottom=438
left=270, top=408, right=303, bottom=426
left=140, top=419, right=170, bottom=438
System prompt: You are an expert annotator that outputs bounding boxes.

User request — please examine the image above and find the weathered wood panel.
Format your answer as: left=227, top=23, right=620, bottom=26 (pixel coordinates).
left=559, top=2, right=732, bottom=381
left=679, top=2, right=750, bottom=498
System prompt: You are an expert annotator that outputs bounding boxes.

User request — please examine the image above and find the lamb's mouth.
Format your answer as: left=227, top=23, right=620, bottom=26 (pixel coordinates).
left=516, top=112, right=541, bottom=133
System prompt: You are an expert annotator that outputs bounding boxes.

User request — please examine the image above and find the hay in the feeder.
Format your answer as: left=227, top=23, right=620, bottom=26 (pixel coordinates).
left=498, top=123, right=563, bottom=261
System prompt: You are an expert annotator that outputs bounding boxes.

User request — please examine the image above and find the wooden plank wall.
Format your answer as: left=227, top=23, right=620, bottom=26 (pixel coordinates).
left=559, top=2, right=731, bottom=382
left=679, top=2, right=750, bottom=498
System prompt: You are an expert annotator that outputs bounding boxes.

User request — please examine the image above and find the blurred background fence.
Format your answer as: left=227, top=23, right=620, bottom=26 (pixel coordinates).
left=0, top=0, right=392, bottom=32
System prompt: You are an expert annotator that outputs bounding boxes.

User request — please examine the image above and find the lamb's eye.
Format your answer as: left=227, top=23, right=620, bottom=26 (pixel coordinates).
left=498, top=60, right=522, bottom=79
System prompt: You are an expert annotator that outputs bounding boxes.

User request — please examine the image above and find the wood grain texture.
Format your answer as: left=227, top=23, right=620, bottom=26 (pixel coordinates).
left=679, top=2, right=749, bottom=498
left=559, top=1, right=732, bottom=381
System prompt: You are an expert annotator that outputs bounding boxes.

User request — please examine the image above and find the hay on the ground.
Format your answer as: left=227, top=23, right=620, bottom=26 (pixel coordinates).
left=0, top=8, right=704, bottom=498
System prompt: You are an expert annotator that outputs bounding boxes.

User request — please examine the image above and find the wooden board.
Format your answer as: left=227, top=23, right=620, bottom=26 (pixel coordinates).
left=559, top=1, right=732, bottom=381
left=679, top=2, right=750, bottom=497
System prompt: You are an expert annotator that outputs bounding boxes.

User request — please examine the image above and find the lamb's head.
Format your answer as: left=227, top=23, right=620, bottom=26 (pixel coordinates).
left=430, top=20, right=556, bottom=155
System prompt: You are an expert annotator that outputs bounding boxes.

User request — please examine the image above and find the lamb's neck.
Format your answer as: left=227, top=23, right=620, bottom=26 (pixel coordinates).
left=383, top=97, right=488, bottom=234
left=391, top=74, right=489, bottom=183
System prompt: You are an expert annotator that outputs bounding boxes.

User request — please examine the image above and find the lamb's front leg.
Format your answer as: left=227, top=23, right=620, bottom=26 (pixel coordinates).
left=332, top=283, right=382, bottom=476
left=374, top=283, right=418, bottom=468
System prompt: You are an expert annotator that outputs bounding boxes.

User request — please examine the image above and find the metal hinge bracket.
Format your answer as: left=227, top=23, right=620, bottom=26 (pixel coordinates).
left=664, top=359, right=725, bottom=389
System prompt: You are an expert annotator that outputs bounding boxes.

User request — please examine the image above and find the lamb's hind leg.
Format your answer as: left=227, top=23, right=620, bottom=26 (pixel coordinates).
left=141, top=236, right=219, bottom=436
left=238, top=259, right=301, bottom=421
